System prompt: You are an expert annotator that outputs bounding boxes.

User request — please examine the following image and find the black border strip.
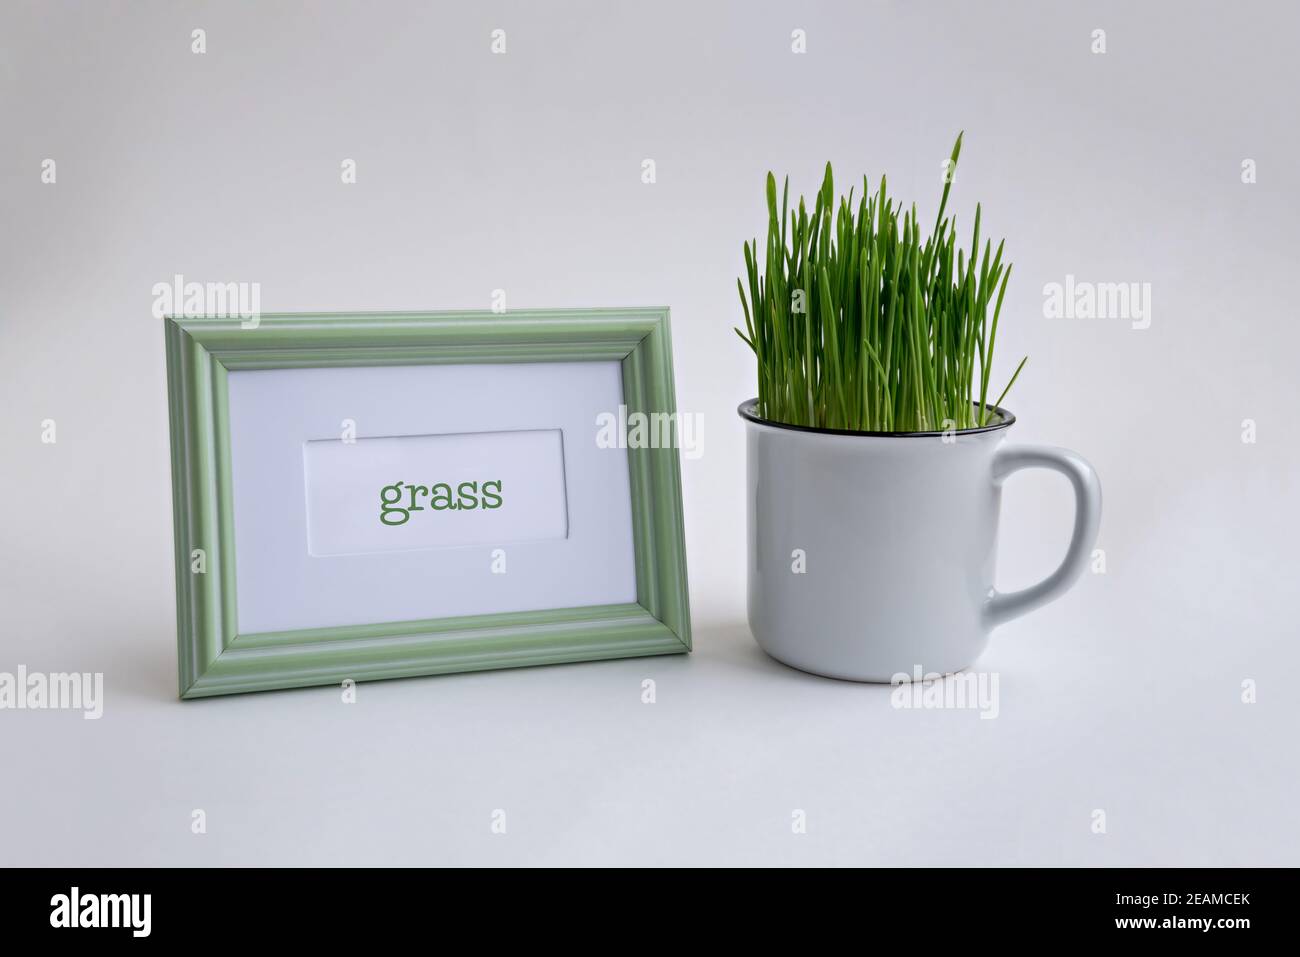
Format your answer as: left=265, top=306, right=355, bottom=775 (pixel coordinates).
left=5, top=867, right=1274, bottom=941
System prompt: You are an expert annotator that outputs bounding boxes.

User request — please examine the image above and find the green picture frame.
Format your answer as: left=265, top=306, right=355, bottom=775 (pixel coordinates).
left=164, top=308, right=691, bottom=698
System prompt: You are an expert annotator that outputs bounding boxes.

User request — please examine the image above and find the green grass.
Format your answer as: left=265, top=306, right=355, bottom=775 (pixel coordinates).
left=736, top=133, right=1026, bottom=432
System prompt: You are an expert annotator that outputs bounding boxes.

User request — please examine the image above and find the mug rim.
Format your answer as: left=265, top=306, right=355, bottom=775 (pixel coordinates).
left=737, top=397, right=1016, bottom=438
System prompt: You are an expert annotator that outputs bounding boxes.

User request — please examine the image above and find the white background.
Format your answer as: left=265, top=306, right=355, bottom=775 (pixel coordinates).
left=1, top=1, right=1297, bottom=865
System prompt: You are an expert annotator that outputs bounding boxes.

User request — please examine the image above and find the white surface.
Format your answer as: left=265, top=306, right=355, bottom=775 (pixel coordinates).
left=227, top=363, right=635, bottom=633
left=2, top=0, right=1298, bottom=866
left=304, top=429, right=568, bottom=557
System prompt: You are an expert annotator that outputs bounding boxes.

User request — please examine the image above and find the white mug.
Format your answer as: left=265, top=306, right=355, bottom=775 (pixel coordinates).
left=740, top=399, right=1102, bottom=681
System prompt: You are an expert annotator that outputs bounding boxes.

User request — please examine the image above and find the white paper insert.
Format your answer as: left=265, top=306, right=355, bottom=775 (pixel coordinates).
left=303, top=429, right=570, bottom=556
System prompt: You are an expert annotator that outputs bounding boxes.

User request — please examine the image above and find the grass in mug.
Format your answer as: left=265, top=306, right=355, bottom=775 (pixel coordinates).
left=736, top=133, right=1026, bottom=432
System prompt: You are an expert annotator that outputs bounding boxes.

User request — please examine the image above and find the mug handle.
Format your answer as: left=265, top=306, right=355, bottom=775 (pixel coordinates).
left=985, top=444, right=1102, bottom=629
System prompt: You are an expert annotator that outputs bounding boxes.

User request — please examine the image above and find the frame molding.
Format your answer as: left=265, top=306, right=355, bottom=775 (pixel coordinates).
left=165, top=309, right=691, bottom=698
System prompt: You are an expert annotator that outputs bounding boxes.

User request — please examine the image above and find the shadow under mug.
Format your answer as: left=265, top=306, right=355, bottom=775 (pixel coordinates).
left=739, top=399, right=1102, bottom=681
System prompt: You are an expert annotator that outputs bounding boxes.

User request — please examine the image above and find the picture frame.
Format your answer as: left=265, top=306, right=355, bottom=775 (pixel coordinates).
left=164, top=308, right=691, bottom=698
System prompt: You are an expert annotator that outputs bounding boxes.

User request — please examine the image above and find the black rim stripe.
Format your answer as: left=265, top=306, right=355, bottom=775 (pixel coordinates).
left=736, top=398, right=1016, bottom=438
